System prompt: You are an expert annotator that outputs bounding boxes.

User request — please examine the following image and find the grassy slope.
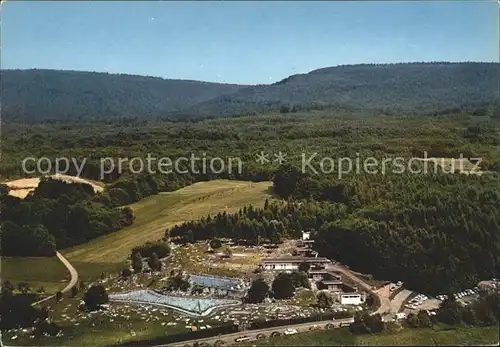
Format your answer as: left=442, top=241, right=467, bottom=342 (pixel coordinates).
left=63, top=180, right=272, bottom=278
left=242, top=326, right=499, bottom=346
left=0, top=256, right=68, bottom=294
left=2, top=180, right=271, bottom=293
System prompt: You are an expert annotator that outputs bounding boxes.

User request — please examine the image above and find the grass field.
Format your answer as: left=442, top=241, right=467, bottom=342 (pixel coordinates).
left=2, top=180, right=271, bottom=297
left=1, top=257, right=68, bottom=294
left=241, top=325, right=499, bottom=346
left=63, top=180, right=272, bottom=277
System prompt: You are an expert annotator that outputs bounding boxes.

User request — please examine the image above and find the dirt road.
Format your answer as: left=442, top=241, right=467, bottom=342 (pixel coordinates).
left=326, top=263, right=390, bottom=315
left=390, top=288, right=412, bottom=313
left=32, top=252, right=79, bottom=306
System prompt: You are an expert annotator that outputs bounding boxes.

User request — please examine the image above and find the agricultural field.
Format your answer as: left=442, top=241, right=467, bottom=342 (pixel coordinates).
left=239, top=325, right=500, bottom=346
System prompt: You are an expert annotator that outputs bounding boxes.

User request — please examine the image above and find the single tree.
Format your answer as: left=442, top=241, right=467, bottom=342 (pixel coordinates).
left=291, top=271, right=311, bottom=289
left=417, top=310, right=432, bottom=327
left=131, top=251, right=143, bottom=273
left=246, top=278, right=270, bottom=304
left=316, top=291, right=334, bottom=309
left=166, top=273, right=190, bottom=292
left=298, top=262, right=310, bottom=273
left=121, top=268, right=132, bottom=279
left=55, top=291, right=63, bottom=302
left=148, top=252, right=162, bottom=271
left=185, top=229, right=194, bottom=244
left=2, top=281, right=15, bottom=294
left=70, top=286, right=79, bottom=298
left=17, top=282, right=31, bottom=294
left=272, top=273, right=295, bottom=300
left=83, top=285, right=109, bottom=310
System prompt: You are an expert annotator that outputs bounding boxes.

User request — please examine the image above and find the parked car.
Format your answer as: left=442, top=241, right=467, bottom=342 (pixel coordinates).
left=284, top=328, right=298, bottom=335
left=235, top=336, right=253, bottom=342
left=309, top=325, right=321, bottom=331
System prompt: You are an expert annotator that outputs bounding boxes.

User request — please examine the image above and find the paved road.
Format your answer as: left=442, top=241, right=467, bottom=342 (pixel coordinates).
left=166, top=318, right=355, bottom=347
left=32, top=251, right=79, bottom=306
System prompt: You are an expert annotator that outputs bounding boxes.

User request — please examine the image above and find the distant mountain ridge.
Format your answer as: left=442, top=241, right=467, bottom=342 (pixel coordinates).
left=2, top=62, right=499, bottom=122
left=1, top=69, right=247, bottom=122
left=177, top=62, right=499, bottom=118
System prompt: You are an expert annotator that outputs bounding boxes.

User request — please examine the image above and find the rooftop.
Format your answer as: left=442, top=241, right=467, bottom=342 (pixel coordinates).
left=260, top=256, right=330, bottom=263
left=321, top=280, right=343, bottom=285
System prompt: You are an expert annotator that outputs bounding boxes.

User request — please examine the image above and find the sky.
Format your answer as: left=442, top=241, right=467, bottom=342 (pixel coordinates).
left=1, top=1, right=499, bottom=85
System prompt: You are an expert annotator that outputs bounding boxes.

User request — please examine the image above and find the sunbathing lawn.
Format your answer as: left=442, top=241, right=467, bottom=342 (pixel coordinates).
left=1, top=256, right=68, bottom=294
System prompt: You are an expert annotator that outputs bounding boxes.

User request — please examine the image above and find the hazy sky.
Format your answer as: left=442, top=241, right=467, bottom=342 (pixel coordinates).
left=2, top=1, right=498, bottom=84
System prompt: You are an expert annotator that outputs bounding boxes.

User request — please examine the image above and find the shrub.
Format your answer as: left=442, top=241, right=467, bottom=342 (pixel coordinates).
left=132, top=241, right=171, bottom=259
left=209, top=238, right=222, bottom=249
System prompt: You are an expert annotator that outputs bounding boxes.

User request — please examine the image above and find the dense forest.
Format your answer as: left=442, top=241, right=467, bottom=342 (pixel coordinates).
left=2, top=62, right=499, bottom=122
left=0, top=178, right=134, bottom=256
left=1, top=69, right=245, bottom=122
left=1, top=108, right=499, bottom=295
left=167, top=166, right=500, bottom=294
left=178, top=63, right=500, bottom=118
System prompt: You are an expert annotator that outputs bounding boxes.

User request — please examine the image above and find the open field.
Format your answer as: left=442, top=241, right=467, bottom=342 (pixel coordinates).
left=1, top=256, right=69, bottom=294
left=62, top=180, right=272, bottom=276
left=240, top=325, right=500, bottom=346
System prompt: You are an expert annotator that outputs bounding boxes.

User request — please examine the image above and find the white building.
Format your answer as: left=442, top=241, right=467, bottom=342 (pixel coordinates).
left=260, top=257, right=331, bottom=272
left=339, top=293, right=365, bottom=305
left=302, top=231, right=311, bottom=240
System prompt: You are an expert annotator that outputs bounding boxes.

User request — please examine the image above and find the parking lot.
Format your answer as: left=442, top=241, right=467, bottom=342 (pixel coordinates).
left=403, top=286, right=482, bottom=314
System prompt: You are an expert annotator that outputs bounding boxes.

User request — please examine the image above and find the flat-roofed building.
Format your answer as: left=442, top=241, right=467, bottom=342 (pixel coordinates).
left=260, top=256, right=331, bottom=272
left=309, top=270, right=342, bottom=282
left=339, top=293, right=365, bottom=305
left=308, top=269, right=329, bottom=281
left=294, top=247, right=312, bottom=257
left=320, top=280, right=344, bottom=292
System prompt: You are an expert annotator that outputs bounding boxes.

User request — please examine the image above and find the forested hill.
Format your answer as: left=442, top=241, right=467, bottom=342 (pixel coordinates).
left=179, top=62, right=499, bottom=117
left=2, top=62, right=499, bottom=122
left=1, top=69, right=246, bottom=122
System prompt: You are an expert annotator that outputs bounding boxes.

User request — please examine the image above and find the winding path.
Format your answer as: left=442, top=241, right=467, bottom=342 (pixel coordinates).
left=32, top=252, right=79, bottom=306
